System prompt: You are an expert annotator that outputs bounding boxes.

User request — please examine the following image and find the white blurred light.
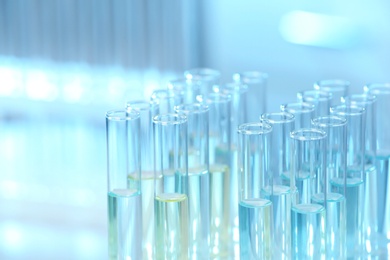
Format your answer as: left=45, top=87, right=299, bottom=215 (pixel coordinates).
left=25, top=70, right=59, bottom=101
left=279, top=11, right=360, bottom=49
left=0, top=222, right=25, bottom=250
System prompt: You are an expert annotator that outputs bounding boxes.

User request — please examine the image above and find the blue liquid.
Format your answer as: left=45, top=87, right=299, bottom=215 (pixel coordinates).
left=291, top=203, right=326, bottom=259
left=331, top=177, right=364, bottom=258
left=312, top=192, right=346, bottom=259
left=239, top=199, right=273, bottom=260
left=270, top=185, right=291, bottom=259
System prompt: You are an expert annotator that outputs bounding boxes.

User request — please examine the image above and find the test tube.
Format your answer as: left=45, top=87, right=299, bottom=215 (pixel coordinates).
left=233, top=71, right=268, bottom=122
left=330, top=105, right=365, bottom=258
left=184, top=67, right=221, bottom=100
left=150, top=89, right=183, bottom=114
left=126, top=100, right=159, bottom=259
left=364, top=83, right=390, bottom=245
left=260, top=112, right=295, bottom=259
left=238, top=122, right=273, bottom=260
left=206, top=92, right=232, bottom=257
left=312, top=116, right=348, bottom=259
left=153, top=113, right=189, bottom=259
left=343, top=93, right=379, bottom=253
left=297, top=89, right=332, bottom=117
left=290, top=128, right=327, bottom=259
left=280, top=102, right=315, bottom=129
left=167, top=78, right=201, bottom=104
left=219, top=81, right=248, bottom=254
left=314, top=79, right=350, bottom=106
left=106, top=109, right=142, bottom=260
left=174, top=103, right=210, bottom=259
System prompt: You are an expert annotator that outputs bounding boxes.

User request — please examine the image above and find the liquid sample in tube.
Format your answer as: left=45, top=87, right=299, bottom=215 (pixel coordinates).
left=108, top=189, right=142, bottom=260
left=291, top=203, right=326, bottom=259
left=270, top=185, right=292, bottom=259
left=188, top=168, right=210, bottom=259
left=331, top=177, right=364, bottom=257
left=155, top=193, right=189, bottom=260
left=209, top=163, right=231, bottom=257
left=312, top=192, right=347, bottom=259
left=239, top=199, right=273, bottom=260
left=128, top=171, right=162, bottom=259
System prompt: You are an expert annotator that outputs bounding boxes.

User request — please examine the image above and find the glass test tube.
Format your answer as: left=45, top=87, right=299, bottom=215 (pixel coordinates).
left=150, top=89, right=183, bottom=114
left=260, top=112, right=295, bottom=259
left=168, top=78, right=201, bottom=104
left=364, top=83, right=390, bottom=248
left=314, top=79, right=350, bottom=106
left=106, top=109, right=142, bottom=260
left=280, top=102, right=315, bottom=129
left=297, top=89, right=332, bottom=117
left=312, top=116, right=348, bottom=259
left=330, top=105, right=366, bottom=258
left=233, top=71, right=268, bottom=122
left=206, top=93, right=232, bottom=258
left=126, top=100, right=159, bottom=259
left=153, top=114, right=189, bottom=260
left=290, top=128, right=327, bottom=259
left=174, top=103, right=210, bottom=259
left=237, top=122, right=273, bottom=260
left=184, top=68, right=221, bottom=101
left=219, top=81, right=249, bottom=254
left=343, top=93, right=380, bottom=254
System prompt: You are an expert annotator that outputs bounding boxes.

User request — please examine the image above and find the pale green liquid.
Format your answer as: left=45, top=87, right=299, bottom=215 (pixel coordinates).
left=155, top=193, right=189, bottom=260
left=209, top=163, right=231, bottom=258
left=188, top=168, right=210, bottom=259
left=108, top=189, right=142, bottom=260
left=239, top=199, right=273, bottom=260
left=128, top=171, right=162, bottom=260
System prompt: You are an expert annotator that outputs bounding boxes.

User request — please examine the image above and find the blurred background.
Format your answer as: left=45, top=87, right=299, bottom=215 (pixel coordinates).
left=0, top=0, right=389, bottom=259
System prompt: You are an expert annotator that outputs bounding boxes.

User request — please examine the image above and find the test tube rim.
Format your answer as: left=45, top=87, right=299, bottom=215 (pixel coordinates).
left=260, top=111, right=295, bottom=124
left=152, top=113, right=187, bottom=125
left=280, top=102, right=315, bottom=114
left=106, top=109, right=140, bottom=121
left=330, top=104, right=365, bottom=116
left=237, top=122, right=272, bottom=135
left=290, top=128, right=327, bottom=141
left=174, top=103, right=209, bottom=114
left=311, top=115, right=347, bottom=128
left=313, top=79, right=350, bottom=92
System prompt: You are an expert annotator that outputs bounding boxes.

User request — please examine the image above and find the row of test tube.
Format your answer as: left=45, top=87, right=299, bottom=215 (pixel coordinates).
left=106, top=69, right=390, bottom=259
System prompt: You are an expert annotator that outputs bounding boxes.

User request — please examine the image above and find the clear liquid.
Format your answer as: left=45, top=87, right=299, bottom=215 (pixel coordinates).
left=291, top=203, right=326, bottom=259
left=230, top=148, right=239, bottom=247
left=375, top=154, right=390, bottom=236
left=331, top=177, right=364, bottom=258
left=128, top=171, right=162, bottom=259
left=209, top=163, right=231, bottom=258
left=188, top=168, right=210, bottom=259
left=270, top=185, right=291, bottom=259
left=155, top=193, right=189, bottom=260
left=281, top=171, right=310, bottom=204
left=239, top=199, right=273, bottom=260
left=312, top=192, right=347, bottom=259
left=108, top=189, right=142, bottom=260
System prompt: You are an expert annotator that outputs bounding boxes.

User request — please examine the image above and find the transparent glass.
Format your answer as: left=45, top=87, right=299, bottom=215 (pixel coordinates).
left=219, top=81, right=249, bottom=253
left=364, top=83, right=390, bottom=256
left=150, top=89, right=183, bottom=114
left=290, top=128, right=327, bottom=259
left=206, top=93, right=232, bottom=258
left=153, top=113, right=189, bottom=260
left=297, top=89, right=332, bottom=117
left=167, top=78, right=202, bottom=104
left=106, top=109, right=142, bottom=260
left=233, top=71, right=268, bottom=122
left=260, top=111, right=295, bottom=259
left=238, top=122, right=273, bottom=260
left=184, top=68, right=221, bottom=101
left=343, top=93, right=380, bottom=254
left=174, top=103, right=210, bottom=259
left=330, top=104, right=366, bottom=258
left=314, top=79, right=350, bottom=106
left=125, top=100, right=159, bottom=259
left=280, top=102, right=315, bottom=129
left=312, top=116, right=347, bottom=259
